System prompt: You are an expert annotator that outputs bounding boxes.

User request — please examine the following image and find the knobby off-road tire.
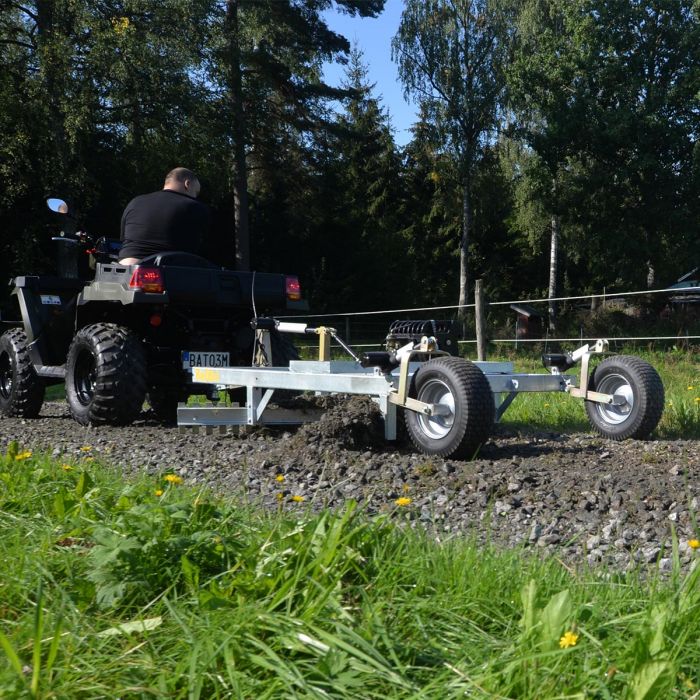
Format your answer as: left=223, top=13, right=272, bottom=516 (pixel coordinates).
left=66, top=323, right=147, bottom=426
left=405, top=357, right=494, bottom=460
left=0, top=328, right=45, bottom=418
left=585, top=355, right=664, bottom=440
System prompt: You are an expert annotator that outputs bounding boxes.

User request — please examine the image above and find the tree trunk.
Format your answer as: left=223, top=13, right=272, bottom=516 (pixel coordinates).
left=36, top=1, right=69, bottom=190
left=458, top=184, right=472, bottom=327
left=226, top=0, right=250, bottom=271
left=548, top=213, right=560, bottom=330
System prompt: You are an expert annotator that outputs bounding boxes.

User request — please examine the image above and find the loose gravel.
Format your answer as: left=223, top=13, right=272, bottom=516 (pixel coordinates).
left=2, top=397, right=699, bottom=572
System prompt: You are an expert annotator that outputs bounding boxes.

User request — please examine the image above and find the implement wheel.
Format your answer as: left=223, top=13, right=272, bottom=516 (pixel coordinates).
left=585, top=355, right=664, bottom=440
left=405, top=357, right=494, bottom=459
left=0, top=328, right=45, bottom=418
left=66, top=323, right=146, bottom=426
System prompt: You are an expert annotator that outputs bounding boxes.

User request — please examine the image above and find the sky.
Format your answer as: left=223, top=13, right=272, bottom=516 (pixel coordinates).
left=321, top=0, right=418, bottom=146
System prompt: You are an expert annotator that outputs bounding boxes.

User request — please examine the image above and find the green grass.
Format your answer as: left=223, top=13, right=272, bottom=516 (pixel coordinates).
left=2, top=445, right=700, bottom=698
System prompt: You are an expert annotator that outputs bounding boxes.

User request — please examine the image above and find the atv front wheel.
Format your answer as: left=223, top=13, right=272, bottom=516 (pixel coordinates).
left=405, top=357, right=494, bottom=459
left=66, top=323, right=146, bottom=426
left=585, top=355, right=664, bottom=440
left=0, top=328, right=45, bottom=418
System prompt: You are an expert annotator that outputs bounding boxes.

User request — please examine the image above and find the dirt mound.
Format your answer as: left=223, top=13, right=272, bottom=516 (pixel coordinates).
left=292, top=395, right=387, bottom=450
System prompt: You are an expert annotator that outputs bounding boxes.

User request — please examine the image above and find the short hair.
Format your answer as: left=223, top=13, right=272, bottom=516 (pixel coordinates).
left=164, top=167, right=199, bottom=185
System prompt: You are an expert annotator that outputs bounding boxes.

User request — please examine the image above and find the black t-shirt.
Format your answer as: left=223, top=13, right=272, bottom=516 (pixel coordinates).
left=119, top=189, right=210, bottom=260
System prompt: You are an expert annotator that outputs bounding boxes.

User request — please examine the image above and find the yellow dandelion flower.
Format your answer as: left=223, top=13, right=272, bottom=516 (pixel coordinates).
left=164, top=474, right=183, bottom=485
left=61, top=464, right=73, bottom=471
left=688, top=386, right=695, bottom=391
left=559, top=631, right=579, bottom=649
left=544, top=403, right=550, bottom=408
left=395, top=497, right=412, bottom=507
left=80, top=446, right=92, bottom=452
left=275, top=474, right=285, bottom=482
left=291, top=494, right=305, bottom=503
left=154, top=489, right=163, bottom=497
left=688, top=539, right=700, bottom=549
left=276, top=492, right=284, bottom=501
left=111, top=16, right=130, bottom=35
left=14, top=450, right=32, bottom=461
left=695, top=397, right=700, bottom=403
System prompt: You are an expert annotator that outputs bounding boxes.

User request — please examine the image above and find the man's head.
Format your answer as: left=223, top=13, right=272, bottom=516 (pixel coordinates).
left=163, top=167, right=201, bottom=199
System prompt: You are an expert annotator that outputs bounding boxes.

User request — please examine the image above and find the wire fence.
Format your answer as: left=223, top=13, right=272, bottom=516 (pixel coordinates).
left=285, top=285, right=700, bottom=353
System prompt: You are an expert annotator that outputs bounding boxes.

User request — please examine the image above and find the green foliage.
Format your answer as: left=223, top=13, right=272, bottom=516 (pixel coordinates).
left=506, top=0, right=700, bottom=294
left=0, top=0, right=699, bottom=314
left=2, top=447, right=700, bottom=696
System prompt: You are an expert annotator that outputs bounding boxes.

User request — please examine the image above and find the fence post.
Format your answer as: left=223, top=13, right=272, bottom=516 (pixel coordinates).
left=475, top=279, right=487, bottom=361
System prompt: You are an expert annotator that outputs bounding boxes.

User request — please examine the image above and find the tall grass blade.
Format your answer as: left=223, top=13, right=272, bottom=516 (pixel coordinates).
left=0, top=628, right=25, bottom=679
left=31, top=581, right=44, bottom=697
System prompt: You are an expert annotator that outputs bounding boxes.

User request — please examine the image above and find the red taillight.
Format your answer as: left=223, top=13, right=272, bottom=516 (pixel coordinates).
left=285, top=275, right=301, bottom=302
left=129, top=267, right=165, bottom=293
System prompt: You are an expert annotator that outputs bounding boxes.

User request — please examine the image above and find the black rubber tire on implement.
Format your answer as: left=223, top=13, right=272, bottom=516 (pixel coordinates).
left=405, top=356, right=494, bottom=459
left=66, top=323, right=147, bottom=426
left=584, top=355, right=664, bottom=440
left=0, top=328, right=45, bottom=418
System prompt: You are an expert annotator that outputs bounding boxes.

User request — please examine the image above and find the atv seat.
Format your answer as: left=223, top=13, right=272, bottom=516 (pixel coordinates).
left=138, top=251, right=219, bottom=269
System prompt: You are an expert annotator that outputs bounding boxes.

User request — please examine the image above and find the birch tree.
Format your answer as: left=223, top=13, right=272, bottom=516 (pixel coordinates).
left=392, top=0, right=513, bottom=317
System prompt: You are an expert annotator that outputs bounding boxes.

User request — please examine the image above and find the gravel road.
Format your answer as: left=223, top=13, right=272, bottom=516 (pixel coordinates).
left=2, top=397, right=699, bottom=572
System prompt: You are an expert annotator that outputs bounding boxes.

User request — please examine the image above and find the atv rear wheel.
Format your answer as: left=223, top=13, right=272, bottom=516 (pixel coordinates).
left=0, top=328, right=45, bottom=418
left=405, top=357, right=494, bottom=459
left=585, top=355, right=664, bottom=440
left=66, top=323, right=146, bottom=426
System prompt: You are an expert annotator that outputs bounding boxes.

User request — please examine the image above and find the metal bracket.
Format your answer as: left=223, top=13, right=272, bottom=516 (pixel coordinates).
left=495, top=391, right=518, bottom=421
left=247, top=387, right=275, bottom=424
left=565, top=338, right=610, bottom=403
left=391, top=341, right=451, bottom=415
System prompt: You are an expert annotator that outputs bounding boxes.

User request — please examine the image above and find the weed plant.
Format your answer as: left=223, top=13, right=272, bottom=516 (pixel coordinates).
left=1, top=444, right=700, bottom=698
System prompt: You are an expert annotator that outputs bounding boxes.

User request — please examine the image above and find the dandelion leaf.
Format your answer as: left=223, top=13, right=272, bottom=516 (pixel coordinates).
left=648, top=605, right=669, bottom=657
left=540, top=589, right=571, bottom=646
left=628, top=660, right=673, bottom=700
left=520, top=579, right=538, bottom=634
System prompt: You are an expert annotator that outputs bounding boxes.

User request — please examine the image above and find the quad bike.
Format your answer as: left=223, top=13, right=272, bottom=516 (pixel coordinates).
left=0, top=198, right=306, bottom=426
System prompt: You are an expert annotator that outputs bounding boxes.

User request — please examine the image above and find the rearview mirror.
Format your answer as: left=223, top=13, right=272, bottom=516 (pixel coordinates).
left=47, top=198, right=69, bottom=214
